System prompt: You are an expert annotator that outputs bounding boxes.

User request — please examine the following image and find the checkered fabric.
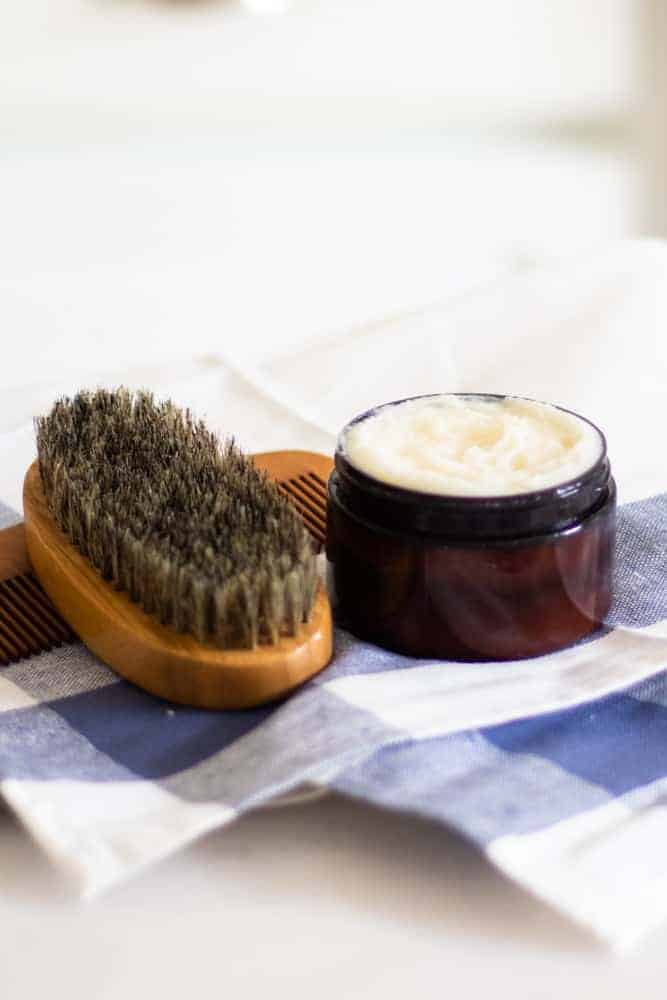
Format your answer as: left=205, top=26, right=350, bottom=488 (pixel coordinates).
left=0, top=493, right=666, bottom=949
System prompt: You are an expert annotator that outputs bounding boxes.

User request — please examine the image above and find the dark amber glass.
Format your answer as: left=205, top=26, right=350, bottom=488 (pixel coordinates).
left=326, top=395, right=616, bottom=661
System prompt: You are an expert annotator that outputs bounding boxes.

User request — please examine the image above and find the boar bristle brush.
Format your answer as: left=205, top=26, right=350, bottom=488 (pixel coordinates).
left=22, top=389, right=332, bottom=708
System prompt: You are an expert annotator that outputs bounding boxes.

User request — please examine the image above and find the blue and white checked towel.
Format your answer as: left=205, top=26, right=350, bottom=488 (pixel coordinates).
left=1, top=489, right=666, bottom=950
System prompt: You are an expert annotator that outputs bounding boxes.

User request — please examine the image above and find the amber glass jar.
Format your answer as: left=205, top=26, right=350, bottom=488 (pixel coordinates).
left=326, top=394, right=616, bottom=661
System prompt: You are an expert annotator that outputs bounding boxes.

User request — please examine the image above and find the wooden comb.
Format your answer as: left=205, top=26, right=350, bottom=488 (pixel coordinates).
left=0, top=523, right=76, bottom=664
left=0, top=451, right=332, bottom=709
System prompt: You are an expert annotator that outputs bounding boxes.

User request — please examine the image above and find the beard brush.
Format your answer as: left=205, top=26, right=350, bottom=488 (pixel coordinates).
left=22, top=389, right=333, bottom=709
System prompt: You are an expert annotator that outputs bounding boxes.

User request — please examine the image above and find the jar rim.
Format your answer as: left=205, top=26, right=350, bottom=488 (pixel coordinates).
left=334, top=393, right=611, bottom=540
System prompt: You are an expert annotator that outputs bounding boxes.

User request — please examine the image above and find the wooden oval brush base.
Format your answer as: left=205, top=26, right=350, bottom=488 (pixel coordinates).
left=23, top=462, right=332, bottom=709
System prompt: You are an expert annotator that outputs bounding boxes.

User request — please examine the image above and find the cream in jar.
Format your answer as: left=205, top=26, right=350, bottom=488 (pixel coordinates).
left=342, top=394, right=603, bottom=497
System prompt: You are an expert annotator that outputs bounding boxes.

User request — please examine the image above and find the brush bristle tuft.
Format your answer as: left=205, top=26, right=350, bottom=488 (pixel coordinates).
left=35, top=389, right=318, bottom=649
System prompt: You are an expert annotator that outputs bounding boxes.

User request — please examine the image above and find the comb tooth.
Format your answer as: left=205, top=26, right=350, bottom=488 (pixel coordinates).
left=297, top=472, right=327, bottom=500
left=277, top=487, right=326, bottom=545
left=292, top=475, right=328, bottom=514
left=0, top=595, right=37, bottom=651
left=296, top=489, right=327, bottom=522
left=11, top=578, right=74, bottom=647
left=305, top=484, right=328, bottom=508
left=306, top=471, right=328, bottom=490
left=282, top=502, right=325, bottom=540
left=11, top=575, right=74, bottom=642
left=0, top=580, right=53, bottom=649
left=0, top=622, right=22, bottom=663
left=0, top=574, right=75, bottom=663
left=280, top=482, right=326, bottom=536
left=0, top=609, right=30, bottom=659
left=281, top=480, right=327, bottom=526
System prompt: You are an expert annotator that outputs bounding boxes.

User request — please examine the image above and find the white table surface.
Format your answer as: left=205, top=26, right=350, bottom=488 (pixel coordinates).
left=5, top=791, right=667, bottom=1000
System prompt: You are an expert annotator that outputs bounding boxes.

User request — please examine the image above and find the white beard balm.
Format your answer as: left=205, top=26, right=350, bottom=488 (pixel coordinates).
left=342, top=395, right=604, bottom=498
left=327, top=393, right=616, bottom=661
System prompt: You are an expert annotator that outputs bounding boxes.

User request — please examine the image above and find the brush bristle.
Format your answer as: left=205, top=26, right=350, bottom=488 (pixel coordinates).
left=34, top=389, right=318, bottom=649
